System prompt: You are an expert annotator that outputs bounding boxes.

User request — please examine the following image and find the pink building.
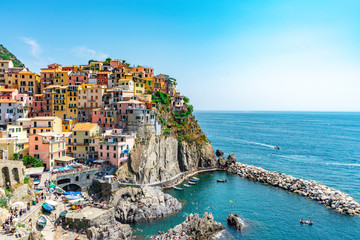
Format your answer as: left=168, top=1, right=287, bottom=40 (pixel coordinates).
left=92, top=107, right=118, bottom=130
left=69, top=71, right=90, bottom=85
left=0, top=88, right=18, bottom=100
left=29, top=132, right=72, bottom=170
left=98, top=129, right=135, bottom=166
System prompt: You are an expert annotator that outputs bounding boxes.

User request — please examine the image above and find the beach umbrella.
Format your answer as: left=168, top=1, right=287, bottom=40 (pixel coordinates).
left=63, top=167, right=71, bottom=171
left=49, top=183, right=56, bottom=188
left=45, top=200, right=58, bottom=207
left=58, top=168, right=65, bottom=171
left=52, top=169, right=59, bottom=173
left=63, top=191, right=81, bottom=196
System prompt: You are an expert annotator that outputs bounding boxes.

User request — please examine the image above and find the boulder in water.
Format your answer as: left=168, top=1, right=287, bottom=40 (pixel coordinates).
left=216, top=149, right=224, bottom=157
left=227, top=211, right=244, bottom=231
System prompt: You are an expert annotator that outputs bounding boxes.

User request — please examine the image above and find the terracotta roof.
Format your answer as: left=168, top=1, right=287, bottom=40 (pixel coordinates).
left=0, top=99, right=19, bottom=103
left=72, top=123, right=98, bottom=131
left=0, top=88, right=17, bottom=92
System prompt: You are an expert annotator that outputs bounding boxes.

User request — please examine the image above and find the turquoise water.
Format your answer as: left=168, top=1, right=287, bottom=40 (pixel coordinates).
left=136, top=112, right=360, bottom=239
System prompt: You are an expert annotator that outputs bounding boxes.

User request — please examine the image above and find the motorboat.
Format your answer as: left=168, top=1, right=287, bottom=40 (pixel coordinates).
left=274, top=146, right=280, bottom=150
left=300, top=219, right=313, bottom=225
left=184, top=184, right=190, bottom=187
left=217, top=179, right=227, bottom=183
left=188, top=181, right=197, bottom=185
left=173, top=186, right=183, bottom=191
left=192, top=177, right=200, bottom=180
left=189, top=178, right=199, bottom=182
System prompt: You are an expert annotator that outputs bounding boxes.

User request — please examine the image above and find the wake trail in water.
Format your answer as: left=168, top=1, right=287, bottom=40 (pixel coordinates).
left=239, top=139, right=277, bottom=149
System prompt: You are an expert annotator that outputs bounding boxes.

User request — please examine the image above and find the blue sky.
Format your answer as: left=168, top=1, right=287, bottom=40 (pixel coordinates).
left=2, top=0, right=360, bottom=111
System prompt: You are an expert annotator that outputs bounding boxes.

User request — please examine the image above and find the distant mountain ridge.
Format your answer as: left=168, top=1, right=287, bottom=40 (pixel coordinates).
left=0, top=44, right=25, bottom=68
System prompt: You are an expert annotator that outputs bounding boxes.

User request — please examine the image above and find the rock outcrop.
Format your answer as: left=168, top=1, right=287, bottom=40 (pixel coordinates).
left=215, top=149, right=224, bottom=157
left=111, top=186, right=181, bottom=223
left=227, top=212, right=244, bottom=231
left=154, top=212, right=225, bottom=240
left=86, top=223, right=132, bottom=240
left=224, top=159, right=360, bottom=215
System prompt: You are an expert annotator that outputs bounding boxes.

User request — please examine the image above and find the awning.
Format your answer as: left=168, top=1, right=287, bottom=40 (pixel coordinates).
left=86, top=158, right=96, bottom=162
left=94, top=159, right=105, bottom=163
left=55, top=156, right=75, bottom=162
left=25, top=167, right=45, bottom=176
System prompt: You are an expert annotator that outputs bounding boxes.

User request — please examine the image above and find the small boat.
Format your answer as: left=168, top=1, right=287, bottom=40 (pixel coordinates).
left=274, top=146, right=280, bottom=150
left=192, top=177, right=199, bottom=180
left=37, top=215, right=47, bottom=227
left=300, top=219, right=313, bottom=225
left=188, top=181, right=197, bottom=185
left=173, top=186, right=183, bottom=191
left=42, top=203, right=55, bottom=212
left=184, top=184, right=190, bottom=187
left=217, top=179, right=227, bottom=183
left=189, top=178, right=199, bottom=182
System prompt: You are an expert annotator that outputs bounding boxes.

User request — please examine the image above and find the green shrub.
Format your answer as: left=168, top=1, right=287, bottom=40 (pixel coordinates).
left=24, top=177, right=30, bottom=184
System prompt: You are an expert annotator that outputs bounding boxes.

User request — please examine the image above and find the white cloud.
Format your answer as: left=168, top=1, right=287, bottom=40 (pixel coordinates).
left=70, top=46, right=109, bottom=61
left=22, top=37, right=41, bottom=58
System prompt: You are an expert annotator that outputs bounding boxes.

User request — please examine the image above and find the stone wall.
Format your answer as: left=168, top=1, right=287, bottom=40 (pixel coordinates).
left=55, top=169, right=102, bottom=190
left=0, top=159, right=25, bottom=188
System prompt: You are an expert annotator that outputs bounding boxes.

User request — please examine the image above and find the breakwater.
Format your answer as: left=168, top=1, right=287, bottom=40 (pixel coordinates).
left=227, top=161, right=360, bottom=215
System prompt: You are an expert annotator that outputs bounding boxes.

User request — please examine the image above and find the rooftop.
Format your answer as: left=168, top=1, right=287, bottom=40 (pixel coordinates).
left=72, top=123, right=98, bottom=131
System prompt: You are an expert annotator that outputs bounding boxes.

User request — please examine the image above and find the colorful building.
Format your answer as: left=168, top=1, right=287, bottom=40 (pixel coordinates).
left=0, top=60, right=14, bottom=86
left=98, top=129, right=135, bottom=166
left=0, top=99, right=28, bottom=127
left=17, top=116, right=62, bottom=135
left=68, top=71, right=90, bottom=85
left=29, top=132, right=69, bottom=170
left=5, top=70, right=40, bottom=96
left=71, top=123, right=102, bottom=160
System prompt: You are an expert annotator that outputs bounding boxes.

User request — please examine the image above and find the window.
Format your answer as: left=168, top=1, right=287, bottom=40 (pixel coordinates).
left=100, top=145, right=103, bottom=150
left=113, top=153, right=116, bottom=158
left=35, top=137, right=38, bottom=141
left=85, top=131, right=88, bottom=136
left=35, top=145, right=38, bottom=150
left=107, top=153, right=109, bottom=158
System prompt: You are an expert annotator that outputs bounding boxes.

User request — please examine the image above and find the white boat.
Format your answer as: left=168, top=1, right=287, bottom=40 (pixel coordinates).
left=193, top=177, right=199, bottom=180
left=184, top=184, right=190, bottom=187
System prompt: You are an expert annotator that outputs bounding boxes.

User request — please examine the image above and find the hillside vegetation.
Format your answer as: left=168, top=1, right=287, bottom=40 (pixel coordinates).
left=0, top=44, right=25, bottom=68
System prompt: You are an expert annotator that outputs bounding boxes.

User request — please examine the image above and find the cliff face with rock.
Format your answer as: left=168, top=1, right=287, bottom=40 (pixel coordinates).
left=122, top=94, right=216, bottom=184
left=155, top=212, right=225, bottom=240
left=111, top=186, right=181, bottom=223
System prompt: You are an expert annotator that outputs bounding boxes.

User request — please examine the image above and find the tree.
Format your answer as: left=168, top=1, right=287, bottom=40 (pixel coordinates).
left=187, top=104, right=194, bottom=114
left=23, top=155, right=43, bottom=168
left=105, top=57, right=112, bottom=63
left=11, top=153, right=19, bottom=161
left=184, top=96, right=190, bottom=104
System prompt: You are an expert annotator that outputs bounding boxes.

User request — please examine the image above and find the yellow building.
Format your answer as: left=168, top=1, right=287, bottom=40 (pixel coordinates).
left=66, top=85, right=80, bottom=119
left=62, top=119, right=78, bottom=132
left=71, top=123, right=102, bottom=160
left=145, top=76, right=155, bottom=92
left=89, top=61, right=103, bottom=72
left=134, top=77, right=145, bottom=95
left=45, top=85, right=67, bottom=119
left=5, top=70, right=40, bottom=96
left=40, top=64, right=70, bottom=92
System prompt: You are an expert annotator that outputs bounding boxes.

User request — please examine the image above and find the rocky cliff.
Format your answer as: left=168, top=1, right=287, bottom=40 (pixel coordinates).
left=120, top=94, right=216, bottom=184
left=111, top=186, right=181, bottom=223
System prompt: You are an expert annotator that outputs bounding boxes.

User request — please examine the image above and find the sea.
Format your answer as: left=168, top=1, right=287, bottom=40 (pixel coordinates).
left=135, top=111, right=360, bottom=239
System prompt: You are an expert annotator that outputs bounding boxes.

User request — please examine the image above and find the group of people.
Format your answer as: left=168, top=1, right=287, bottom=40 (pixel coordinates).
left=153, top=231, right=192, bottom=240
